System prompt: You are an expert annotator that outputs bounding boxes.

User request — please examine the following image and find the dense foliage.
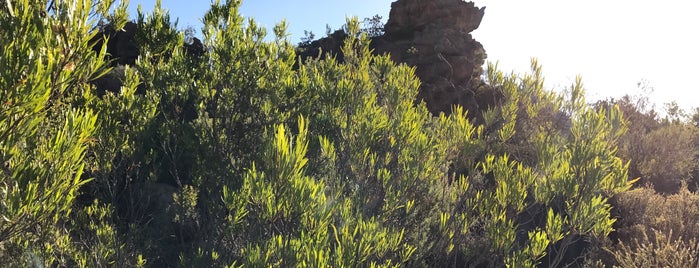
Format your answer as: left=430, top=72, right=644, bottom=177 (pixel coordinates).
left=2, top=0, right=698, bottom=267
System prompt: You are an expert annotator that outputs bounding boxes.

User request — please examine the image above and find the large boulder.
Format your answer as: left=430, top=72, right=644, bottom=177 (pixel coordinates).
left=378, top=0, right=489, bottom=117
left=91, top=22, right=140, bottom=66
left=90, top=22, right=140, bottom=95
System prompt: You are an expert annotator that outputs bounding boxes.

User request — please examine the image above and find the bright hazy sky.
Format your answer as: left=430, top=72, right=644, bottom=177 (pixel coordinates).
left=127, top=0, right=699, bottom=112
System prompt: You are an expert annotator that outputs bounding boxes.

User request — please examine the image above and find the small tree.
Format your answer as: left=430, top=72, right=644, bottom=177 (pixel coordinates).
left=0, top=0, right=124, bottom=265
left=362, top=14, right=384, bottom=37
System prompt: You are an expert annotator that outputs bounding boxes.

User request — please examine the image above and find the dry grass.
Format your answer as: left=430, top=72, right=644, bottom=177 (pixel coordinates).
left=609, top=229, right=699, bottom=268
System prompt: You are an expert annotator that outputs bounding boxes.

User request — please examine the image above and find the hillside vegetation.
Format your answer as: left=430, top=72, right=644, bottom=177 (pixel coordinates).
left=2, top=1, right=698, bottom=267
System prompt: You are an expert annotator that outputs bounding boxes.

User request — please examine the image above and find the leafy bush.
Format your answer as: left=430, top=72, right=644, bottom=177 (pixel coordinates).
left=0, top=0, right=141, bottom=266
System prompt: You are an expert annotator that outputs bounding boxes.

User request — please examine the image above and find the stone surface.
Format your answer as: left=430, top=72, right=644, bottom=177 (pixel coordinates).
left=91, top=22, right=140, bottom=66
left=379, top=0, right=498, bottom=119
left=383, top=0, right=485, bottom=37
left=298, top=0, right=501, bottom=120
left=89, top=22, right=139, bottom=95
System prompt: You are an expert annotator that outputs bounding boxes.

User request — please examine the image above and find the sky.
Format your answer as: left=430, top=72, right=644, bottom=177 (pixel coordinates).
left=127, top=0, right=699, bottom=113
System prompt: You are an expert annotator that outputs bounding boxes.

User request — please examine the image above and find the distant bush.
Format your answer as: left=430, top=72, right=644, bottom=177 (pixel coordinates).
left=614, top=186, right=699, bottom=242
left=635, top=124, right=698, bottom=193
left=610, top=229, right=699, bottom=268
left=598, top=95, right=699, bottom=193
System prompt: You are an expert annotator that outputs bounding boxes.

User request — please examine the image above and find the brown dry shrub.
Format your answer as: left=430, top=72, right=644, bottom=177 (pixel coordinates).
left=609, top=229, right=699, bottom=268
left=614, top=186, right=699, bottom=241
left=604, top=186, right=699, bottom=266
left=634, top=124, right=698, bottom=193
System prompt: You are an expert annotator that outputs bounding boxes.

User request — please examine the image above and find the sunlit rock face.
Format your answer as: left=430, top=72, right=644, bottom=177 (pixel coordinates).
left=298, top=0, right=501, bottom=120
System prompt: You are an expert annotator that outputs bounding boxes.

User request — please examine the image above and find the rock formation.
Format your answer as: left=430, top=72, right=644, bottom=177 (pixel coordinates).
left=91, top=22, right=140, bottom=66
left=298, top=0, right=501, bottom=120
left=90, top=22, right=140, bottom=95
left=379, top=0, right=489, bottom=117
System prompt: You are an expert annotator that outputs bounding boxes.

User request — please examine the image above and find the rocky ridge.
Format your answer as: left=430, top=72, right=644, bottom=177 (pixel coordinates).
left=299, top=0, right=501, bottom=120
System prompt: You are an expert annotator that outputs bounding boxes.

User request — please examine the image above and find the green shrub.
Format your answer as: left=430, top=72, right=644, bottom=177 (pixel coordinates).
left=0, top=0, right=138, bottom=266
left=1, top=1, right=641, bottom=266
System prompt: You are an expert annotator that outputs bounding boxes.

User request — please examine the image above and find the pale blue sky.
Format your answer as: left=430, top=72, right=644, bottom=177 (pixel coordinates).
left=127, top=0, right=699, bottom=112
left=126, top=0, right=392, bottom=41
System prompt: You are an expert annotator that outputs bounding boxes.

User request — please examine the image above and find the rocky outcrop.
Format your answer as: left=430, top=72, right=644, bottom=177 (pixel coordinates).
left=90, top=22, right=139, bottom=95
left=383, top=0, right=485, bottom=36
left=91, top=22, right=140, bottom=66
left=298, top=29, right=349, bottom=63
left=379, top=0, right=489, bottom=117
left=298, top=0, right=501, bottom=120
